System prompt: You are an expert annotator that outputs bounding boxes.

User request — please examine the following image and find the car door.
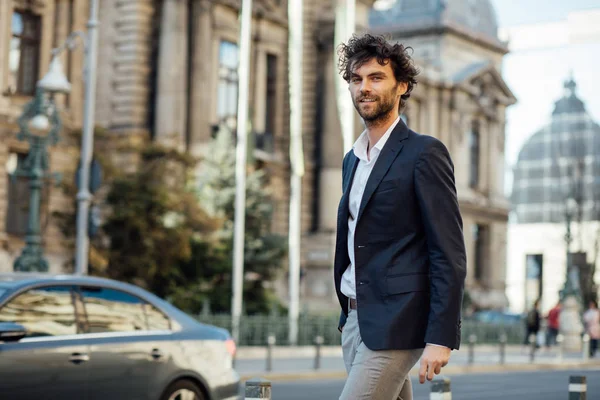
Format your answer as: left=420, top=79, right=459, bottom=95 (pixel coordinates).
left=0, top=285, right=90, bottom=400
left=78, top=285, right=162, bottom=400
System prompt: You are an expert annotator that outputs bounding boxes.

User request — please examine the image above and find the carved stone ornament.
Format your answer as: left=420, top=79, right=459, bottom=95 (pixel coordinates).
left=14, top=0, right=46, bottom=11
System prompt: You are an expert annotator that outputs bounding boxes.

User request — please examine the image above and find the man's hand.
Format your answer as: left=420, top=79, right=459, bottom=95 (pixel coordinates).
left=418, top=344, right=451, bottom=384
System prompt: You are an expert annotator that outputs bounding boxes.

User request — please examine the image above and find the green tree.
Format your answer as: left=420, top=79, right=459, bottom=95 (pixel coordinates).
left=169, top=125, right=287, bottom=315
left=101, top=145, right=217, bottom=298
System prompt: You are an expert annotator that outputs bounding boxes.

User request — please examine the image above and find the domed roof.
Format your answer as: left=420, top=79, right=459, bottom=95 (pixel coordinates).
left=511, top=77, right=600, bottom=224
left=370, top=0, right=500, bottom=44
left=552, top=78, right=586, bottom=115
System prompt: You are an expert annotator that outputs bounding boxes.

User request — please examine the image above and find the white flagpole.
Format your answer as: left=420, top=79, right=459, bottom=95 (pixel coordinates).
left=334, top=0, right=356, bottom=153
left=232, top=0, right=253, bottom=344
left=288, top=0, right=304, bottom=345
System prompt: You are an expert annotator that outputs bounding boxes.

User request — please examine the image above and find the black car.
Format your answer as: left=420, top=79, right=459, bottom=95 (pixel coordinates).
left=0, top=274, right=239, bottom=400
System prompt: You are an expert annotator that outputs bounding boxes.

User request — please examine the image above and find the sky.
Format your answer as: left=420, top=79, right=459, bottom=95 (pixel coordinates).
left=489, top=0, right=600, bottom=194
left=491, top=0, right=600, bottom=26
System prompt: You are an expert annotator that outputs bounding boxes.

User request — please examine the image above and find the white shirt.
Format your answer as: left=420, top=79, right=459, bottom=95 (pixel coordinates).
left=340, top=117, right=400, bottom=299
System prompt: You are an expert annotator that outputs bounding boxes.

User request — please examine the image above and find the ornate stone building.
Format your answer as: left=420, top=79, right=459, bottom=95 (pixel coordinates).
left=0, top=0, right=515, bottom=312
left=0, top=0, right=88, bottom=272
left=507, top=77, right=600, bottom=313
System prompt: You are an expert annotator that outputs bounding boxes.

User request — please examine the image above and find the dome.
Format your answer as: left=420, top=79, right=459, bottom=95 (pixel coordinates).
left=511, top=77, right=600, bottom=224
left=552, top=78, right=586, bottom=115
left=370, top=0, right=500, bottom=44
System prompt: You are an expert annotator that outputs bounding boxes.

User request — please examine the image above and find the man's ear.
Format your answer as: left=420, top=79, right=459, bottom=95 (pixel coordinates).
left=397, top=82, right=408, bottom=96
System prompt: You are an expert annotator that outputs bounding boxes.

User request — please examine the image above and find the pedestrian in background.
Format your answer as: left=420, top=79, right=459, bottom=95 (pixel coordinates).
left=333, top=34, right=466, bottom=400
left=583, top=300, right=600, bottom=357
left=545, top=301, right=561, bottom=348
left=523, top=300, right=541, bottom=350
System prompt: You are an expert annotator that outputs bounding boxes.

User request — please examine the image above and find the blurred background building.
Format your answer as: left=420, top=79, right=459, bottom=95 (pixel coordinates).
left=507, top=78, right=600, bottom=313
left=0, top=0, right=88, bottom=270
left=503, top=6, right=600, bottom=314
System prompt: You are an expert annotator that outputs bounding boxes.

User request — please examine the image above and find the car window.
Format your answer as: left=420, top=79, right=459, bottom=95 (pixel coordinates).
left=0, top=286, right=77, bottom=337
left=80, top=287, right=146, bottom=333
left=144, top=303, right=171, bottom=331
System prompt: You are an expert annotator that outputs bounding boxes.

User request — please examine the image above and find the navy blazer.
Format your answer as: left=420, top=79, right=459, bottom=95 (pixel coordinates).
left=334, top=119, right=466, bottom=350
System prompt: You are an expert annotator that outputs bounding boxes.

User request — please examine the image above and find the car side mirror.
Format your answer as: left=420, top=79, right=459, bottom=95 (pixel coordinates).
left=0, top=322, right=27, bottom=342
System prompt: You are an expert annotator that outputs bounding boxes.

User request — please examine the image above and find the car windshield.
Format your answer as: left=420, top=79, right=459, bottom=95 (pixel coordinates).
left=0, top=288, right=6, bottom=299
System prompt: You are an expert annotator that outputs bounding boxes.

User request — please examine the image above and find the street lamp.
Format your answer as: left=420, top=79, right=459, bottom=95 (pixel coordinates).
left=559, top=195, right=584, bottom=351
left=36, top=0, right=99, bottom=275
left=12, top=88, right=62, bottom=272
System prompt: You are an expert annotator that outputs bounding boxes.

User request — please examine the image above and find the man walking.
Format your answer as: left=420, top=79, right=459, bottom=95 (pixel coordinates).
left=334, top=34, right=467, bottom=400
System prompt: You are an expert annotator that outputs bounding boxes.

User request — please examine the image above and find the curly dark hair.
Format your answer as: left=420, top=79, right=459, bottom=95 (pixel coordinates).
left=338, top=34, right=419, bottom=111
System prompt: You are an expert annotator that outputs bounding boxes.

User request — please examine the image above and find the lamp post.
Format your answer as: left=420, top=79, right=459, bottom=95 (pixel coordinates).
left=12, top=88, right=62, bottom=272
left=559, top=196, right=584, bottom=351
left=37, top=0, right=100, bottom=275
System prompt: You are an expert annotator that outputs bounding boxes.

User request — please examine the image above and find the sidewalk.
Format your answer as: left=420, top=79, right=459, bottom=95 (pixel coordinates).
left=234, top=345, right=600, bottom=381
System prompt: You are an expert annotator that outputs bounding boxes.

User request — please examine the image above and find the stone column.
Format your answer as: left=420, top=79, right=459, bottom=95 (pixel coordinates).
left=154, top=0, right=189, bottom=151
left=188, top=0, right=213, bottom=157
left=110, top=0, right=155, bottom=131
left=0, top=0, right=10, bottom=103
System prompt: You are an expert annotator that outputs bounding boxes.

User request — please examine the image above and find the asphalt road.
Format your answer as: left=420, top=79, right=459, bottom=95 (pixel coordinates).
left=267, top=369, right=600, bottom=400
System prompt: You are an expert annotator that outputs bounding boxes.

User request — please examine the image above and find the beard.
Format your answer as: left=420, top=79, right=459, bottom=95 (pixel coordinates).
left=352, top=85, right=398, bottom=123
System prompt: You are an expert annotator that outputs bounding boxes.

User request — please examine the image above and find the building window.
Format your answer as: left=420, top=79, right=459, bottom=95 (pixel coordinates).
left=9, top=11, right=41, bottom=95
left=6, top=153, right=30, bottom=235
left=254, top=53, right=278, bottom=154
left=525, top=254, right=543, bottom=310
left=473, top=224, right=488, bottom=283
left=5, top=152, right=50, bottom=236
left=265, top=54, right=277, bottom=136
left=469, top=120, right=480, bottom=188
left=217, top=41, right=239, bottom=130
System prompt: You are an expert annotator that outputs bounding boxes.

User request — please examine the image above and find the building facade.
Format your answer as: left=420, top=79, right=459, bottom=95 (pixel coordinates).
left=0, top=0, right=515, bottom=312
left=0, top=0, right=88, bottom=272
left=507, top=78, right=600, bottom=313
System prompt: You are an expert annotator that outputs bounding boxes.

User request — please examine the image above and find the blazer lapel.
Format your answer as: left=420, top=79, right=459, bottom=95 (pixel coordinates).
left=338, top=154, right=359, bottom=230
left=356, top=120, right=409, bottom=223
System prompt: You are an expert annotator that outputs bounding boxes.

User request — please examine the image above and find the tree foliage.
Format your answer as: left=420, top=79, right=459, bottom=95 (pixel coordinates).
left=55, top=126, right=287, bottom=314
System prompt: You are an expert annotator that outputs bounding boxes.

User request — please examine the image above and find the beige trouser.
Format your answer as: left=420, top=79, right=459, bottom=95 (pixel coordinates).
left=340, top=308, right=423, bottom=400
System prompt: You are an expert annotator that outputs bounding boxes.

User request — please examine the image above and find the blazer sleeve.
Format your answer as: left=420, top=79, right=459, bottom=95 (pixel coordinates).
left=414, top=139, right=467, bottom=349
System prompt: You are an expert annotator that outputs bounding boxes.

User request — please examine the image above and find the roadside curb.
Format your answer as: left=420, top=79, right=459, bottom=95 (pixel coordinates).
left=239, top=360, right=600, bottom=382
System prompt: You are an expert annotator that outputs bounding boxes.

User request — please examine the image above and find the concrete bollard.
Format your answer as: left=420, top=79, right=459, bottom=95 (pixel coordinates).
left=314, top=335, right=324, bottom=370
left=582, top=334, right=590, bottom=361
left=245, top=378, right=272, bottom=400
left=569, top=375, right=586, bottom=400
left=556, top=334, right=564, bottom=363
left=499, top=333, right=507, bottom=365
left=468, top=334, right=477, bottom=365
left=529, top=333, right=537, bottom=363
left=430, top=376, right=451, bottom=400
left=266, top=334, right=276, bottom=372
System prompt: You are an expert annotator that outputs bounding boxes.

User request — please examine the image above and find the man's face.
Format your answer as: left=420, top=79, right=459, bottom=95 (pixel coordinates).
left=348, top=58, right=407, bottom=122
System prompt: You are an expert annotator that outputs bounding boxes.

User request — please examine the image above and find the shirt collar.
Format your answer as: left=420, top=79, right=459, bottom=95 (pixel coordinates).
left=352, top=116, right=401, bottom=162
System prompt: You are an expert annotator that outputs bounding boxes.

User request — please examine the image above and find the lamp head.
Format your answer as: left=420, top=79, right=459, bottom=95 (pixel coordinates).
left=37, top=56, right=71, bottom=94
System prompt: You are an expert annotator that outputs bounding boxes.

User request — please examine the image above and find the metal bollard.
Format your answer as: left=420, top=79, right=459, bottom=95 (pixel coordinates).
left=529, top=333, right=537, bottom=363
left=556, top=334, right=564, bottom=363
left=245, top=378, right=272, bottom=400
left=569, top=375, right=586, bottom=400
left=582, top=334, right=590, bottom=361
left=314, top=335, right=324, bottom=370
left=499, top=333, right=507, bottom=365
left=430, top=376, right=451, bottom=400
left=468, top=334, right=477, bottom=365
left=266, top=334, right=276, bottom=372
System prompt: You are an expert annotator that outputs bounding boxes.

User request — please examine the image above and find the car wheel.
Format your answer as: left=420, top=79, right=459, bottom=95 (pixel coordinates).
left=160, top=380, right=205, bottom=400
